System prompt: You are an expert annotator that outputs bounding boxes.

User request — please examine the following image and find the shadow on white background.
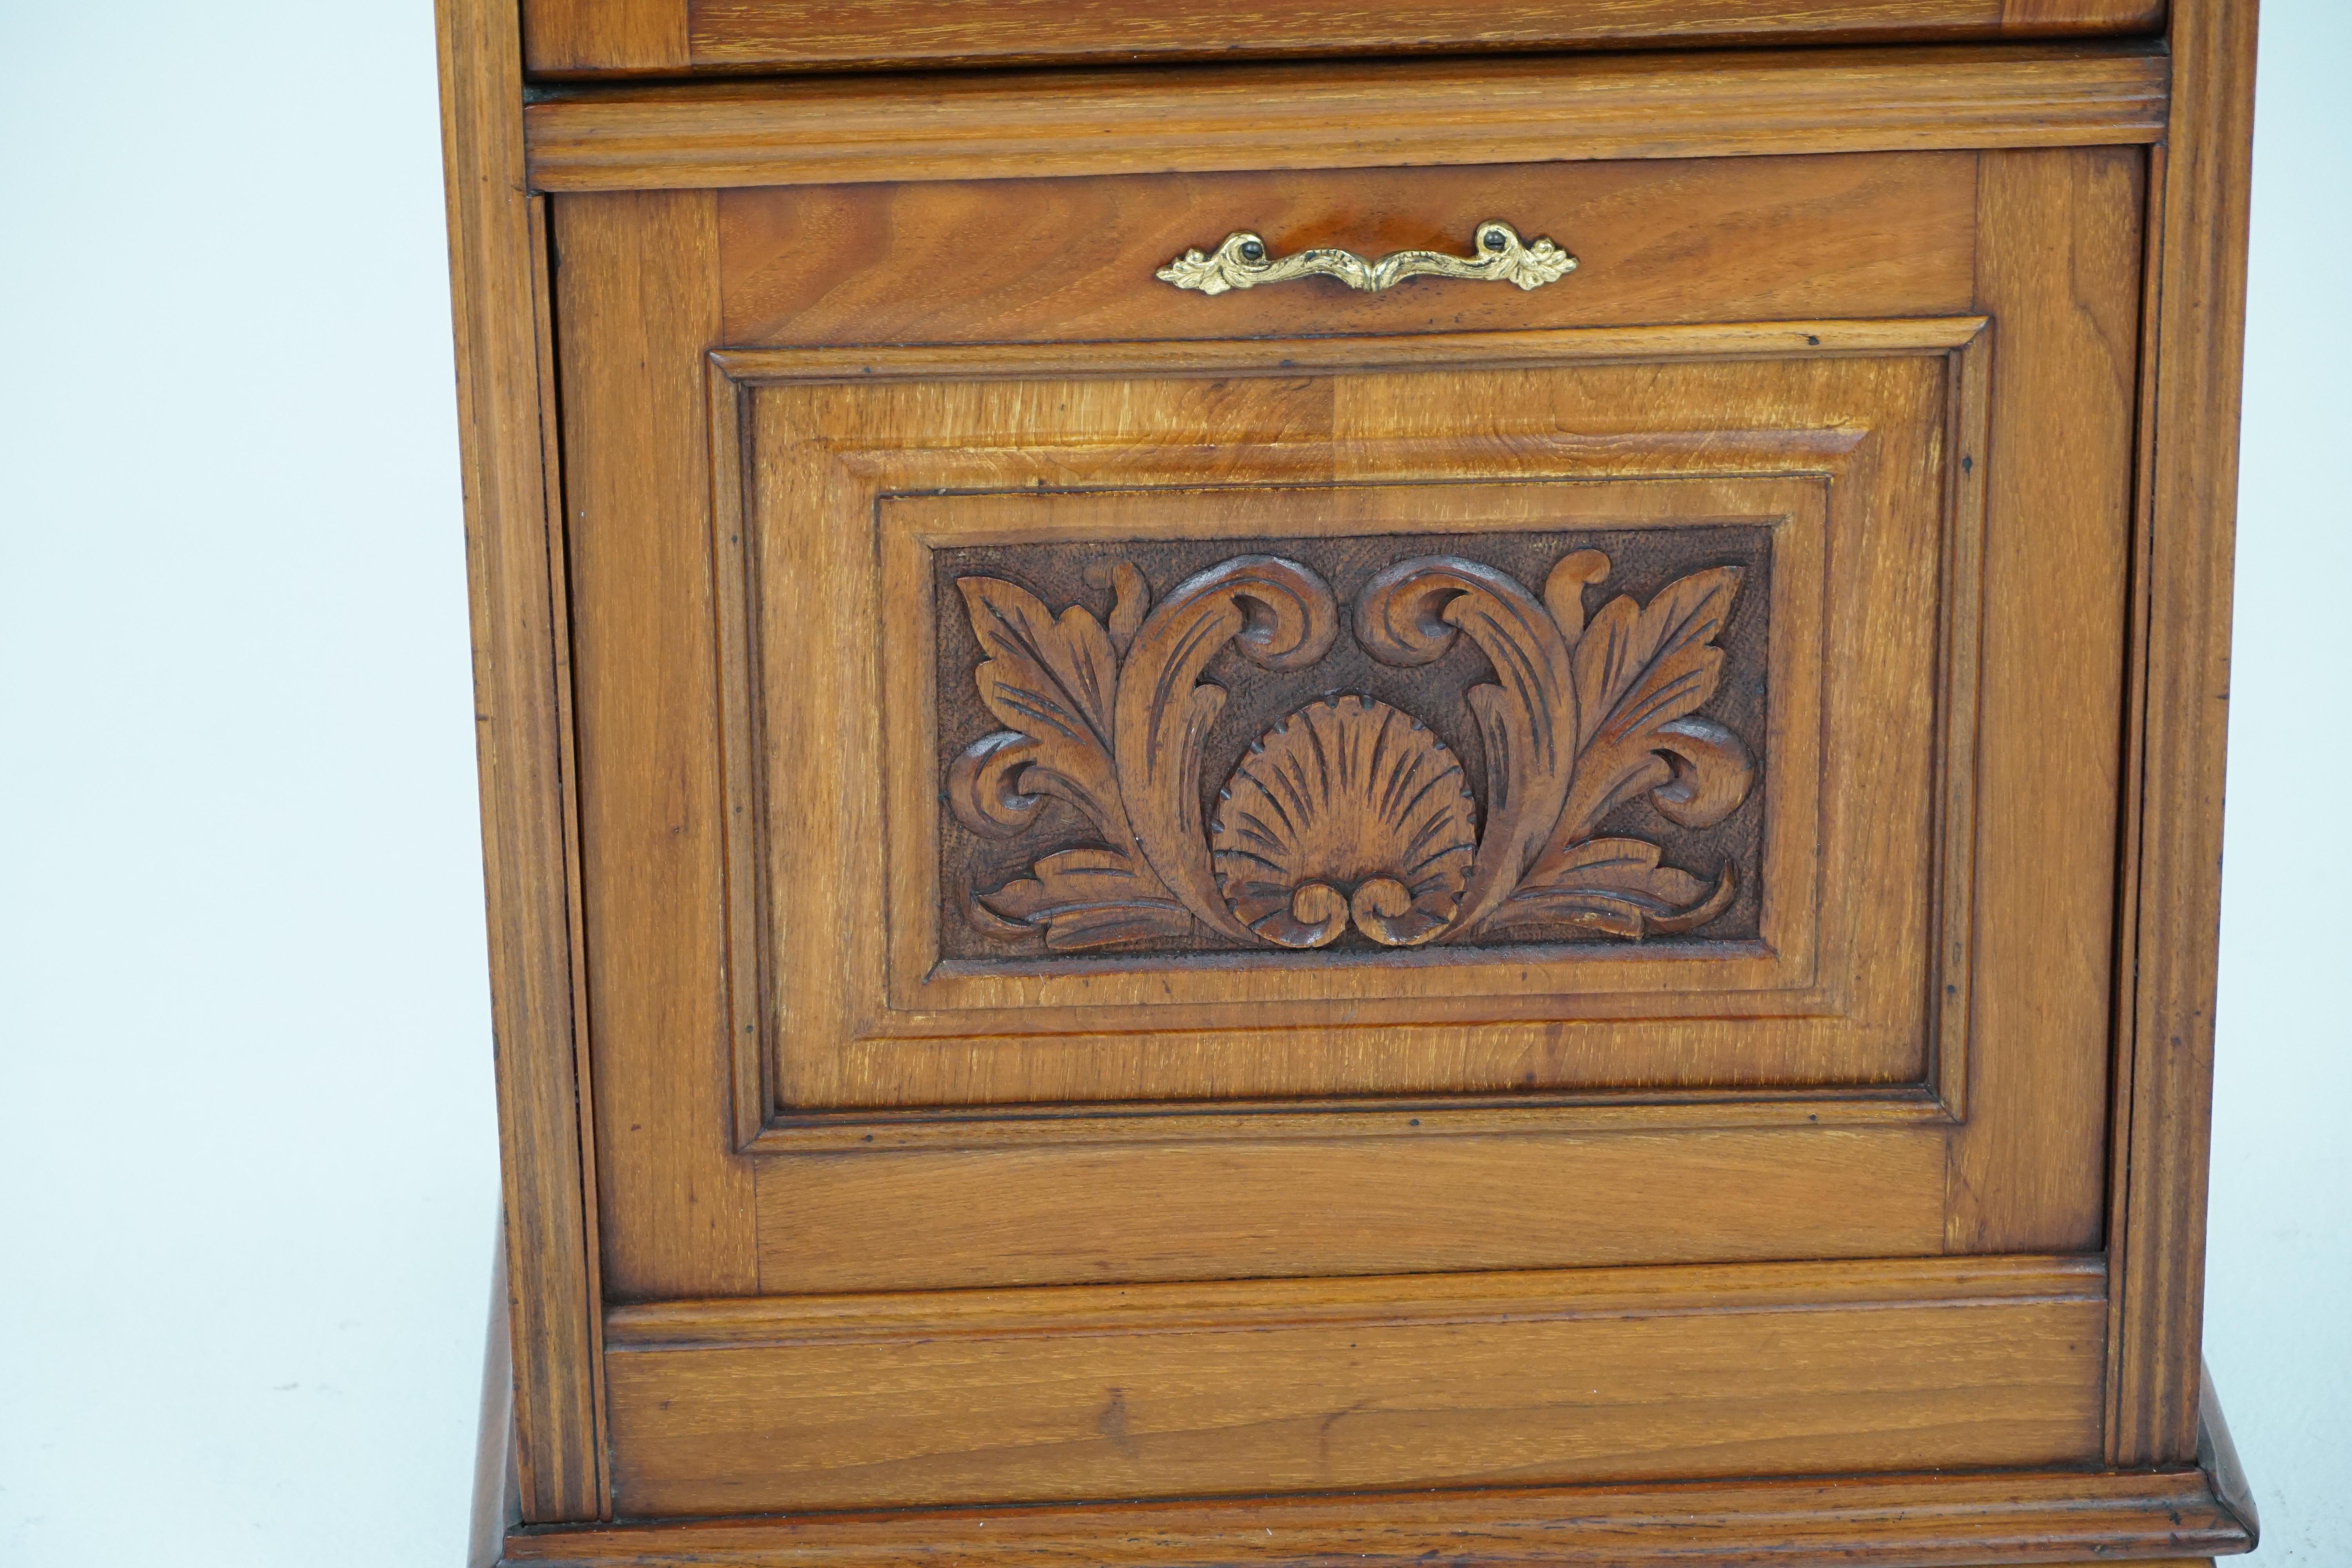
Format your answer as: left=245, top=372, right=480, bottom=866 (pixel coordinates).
left=0, top=2, right=2341, bottom=1564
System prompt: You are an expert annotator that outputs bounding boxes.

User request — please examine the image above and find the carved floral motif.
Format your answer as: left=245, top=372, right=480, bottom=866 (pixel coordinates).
left=947, top=548, right=1756, bottom=952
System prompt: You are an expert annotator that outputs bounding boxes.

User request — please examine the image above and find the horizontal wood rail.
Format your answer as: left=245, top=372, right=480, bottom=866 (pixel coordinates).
left=586, top=1258, right=2113, bottom=1516
left=501, top=1468, right=2247, bottom=1566
left=524, top=43, right=2168, bottom=192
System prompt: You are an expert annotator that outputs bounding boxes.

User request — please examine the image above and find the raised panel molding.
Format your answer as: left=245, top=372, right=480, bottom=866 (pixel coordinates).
left=700, top=319, right=1991, bottom=1151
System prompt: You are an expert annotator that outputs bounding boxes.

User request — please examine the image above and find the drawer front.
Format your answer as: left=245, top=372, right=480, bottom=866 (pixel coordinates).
left=552, top=145, right=2145, bottom=1512
left=523, top=0, right=2165, bottom=78
left=716, top=153, right=1977, bottom=348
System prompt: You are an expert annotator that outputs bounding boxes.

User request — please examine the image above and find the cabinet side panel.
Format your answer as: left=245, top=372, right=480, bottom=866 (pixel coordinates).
left=556, top=191, right=760, bottom=1300
left=436, top=0, right=604, bottom=1523
left=1947, top=147, right=2147, bottom=1252
left=2111, top=0, right=2261, bottom=1468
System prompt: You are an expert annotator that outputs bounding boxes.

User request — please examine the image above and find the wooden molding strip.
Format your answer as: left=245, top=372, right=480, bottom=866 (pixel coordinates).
left=436, top=0, right=606, bottom=1524
left=606, top=1254, right=2103, bottom=1350
left=524, top=44, right=2168, bottom=193
left=499, top=1466, right=2244, bottom=1565
left=2107, top=0, right=2262, bottom=1470
left=709, top=316, right=1993, bottom=387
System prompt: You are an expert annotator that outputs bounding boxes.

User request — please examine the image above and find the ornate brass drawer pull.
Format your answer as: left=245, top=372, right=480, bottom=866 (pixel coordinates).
left=1156, top=220, right=1576, bottom=296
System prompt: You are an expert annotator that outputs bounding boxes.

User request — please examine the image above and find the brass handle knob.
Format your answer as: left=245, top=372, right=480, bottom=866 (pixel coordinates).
left=1156, top=220, right=1577, bottom=296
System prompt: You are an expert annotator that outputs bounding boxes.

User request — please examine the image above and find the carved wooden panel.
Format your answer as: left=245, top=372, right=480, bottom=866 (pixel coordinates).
left=704, top=323, right=1993, bottom=1139
left=935, top=528, right=1770, bottom=959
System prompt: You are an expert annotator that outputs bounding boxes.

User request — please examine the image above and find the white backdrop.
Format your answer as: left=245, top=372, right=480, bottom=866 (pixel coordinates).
left=0, top=4, right=2341, bottom=1564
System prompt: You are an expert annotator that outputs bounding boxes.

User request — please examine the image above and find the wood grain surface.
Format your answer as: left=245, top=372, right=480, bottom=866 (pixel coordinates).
left=451, top=0, right=2261, bottom=1549
left=523, top=0, right=2166, bottom=78
left=719, top=345, right=1956, bottom=1116
left=435, top=0, right=604, bottom=1524
left=600, top=1256, right=2108, bottom=1515
left=2108, top=0, right=2262, bottom=1470
left=1942, top=146, right=2148, bottom=1255
left=555, top=191, right=760, bottom=1301
left=523, top=45, right=2168, bottom=192
left=503, top=1475, right=2234, bottom=1567
left=715, top=152, right=1977, bottom=348
left=751, top=1127, right=1950, bottom=1293
left=505, top=1485, right=2229, bottom=1567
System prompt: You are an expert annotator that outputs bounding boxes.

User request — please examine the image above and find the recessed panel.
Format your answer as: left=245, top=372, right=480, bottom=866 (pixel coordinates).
left=933, top=523, right=1773, bottom=960
left=711, top=330, right=1985, bottom=1128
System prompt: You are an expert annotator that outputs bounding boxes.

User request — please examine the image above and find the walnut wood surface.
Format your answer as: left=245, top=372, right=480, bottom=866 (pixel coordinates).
left=553, top=158, right=2135, bottom=1318
left=522, top=45, right=2168, bottom=192
left=555, top=191, right=758, bottom=1301
left=717, top=150, right=1975, bottom=383
left=523, top=0, right=2164, bottom=78
left=941, top=537, right=1762, bottom=955
left=598, top=1257, right=2107, bottom=1515
left=435, top=0, right=603, bottom=1523
left=441, top=0, right=2257, bottom=1547
left=752, top=1129, right=1948, bottom=1294
left=1944, top=146, right=2147, bottom=1254
left=729, top=350, right=1949, bottom=1112
left=2108, top=0, right=2261, bottom=1470
left=505, top=1488, right=2227, bottom=1567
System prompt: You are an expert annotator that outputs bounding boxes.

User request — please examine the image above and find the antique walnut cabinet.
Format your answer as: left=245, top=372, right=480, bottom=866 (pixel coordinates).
left=440, top=3, right=2261, bottom=1564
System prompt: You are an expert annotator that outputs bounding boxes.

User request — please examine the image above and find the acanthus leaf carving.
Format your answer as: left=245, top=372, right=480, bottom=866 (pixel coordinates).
left=947, top=573, right=1192, bottom=948
left=975, top=847, right=1194, bottom=952
left=948, top=544, right=1757, bottom=955
left=1353, top=557, right=1578, bottom=944
left=1490, top=839, right=1740, bottom=940
left=1111, top=555, right=1340, bottom=946
left=1529, top=564, right=1751, bottom=879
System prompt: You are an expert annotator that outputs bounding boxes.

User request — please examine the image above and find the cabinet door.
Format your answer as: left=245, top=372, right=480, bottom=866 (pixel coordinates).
left=553, top=148, right=2145, bottom=1516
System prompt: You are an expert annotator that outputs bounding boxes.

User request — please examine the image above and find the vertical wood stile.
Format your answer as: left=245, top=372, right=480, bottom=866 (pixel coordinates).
left=436, top=0, right=606, bottom=1522
left=2109, top=0, right=2261, bottom=1470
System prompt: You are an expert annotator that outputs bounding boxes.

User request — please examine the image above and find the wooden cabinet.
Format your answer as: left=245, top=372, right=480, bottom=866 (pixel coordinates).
left=440, top=4, right=2260, bottom=1564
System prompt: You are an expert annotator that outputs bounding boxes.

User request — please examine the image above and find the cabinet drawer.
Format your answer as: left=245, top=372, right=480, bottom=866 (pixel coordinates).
left=713, top=152, right=1977, bottom=348
left=524, top=0, right=2165, bottom=78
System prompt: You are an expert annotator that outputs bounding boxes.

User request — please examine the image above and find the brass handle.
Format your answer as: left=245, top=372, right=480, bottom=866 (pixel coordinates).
left=1156, top=220, right=1577, bottom=296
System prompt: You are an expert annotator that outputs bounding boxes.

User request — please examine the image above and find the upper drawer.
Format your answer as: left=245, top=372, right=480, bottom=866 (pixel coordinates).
left=523, top=0, right=2166, bottom=79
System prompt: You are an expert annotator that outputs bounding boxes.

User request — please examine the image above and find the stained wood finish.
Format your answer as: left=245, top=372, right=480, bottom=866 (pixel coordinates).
left=754, top=1129, right=1950, bottom=1293
left=554, top=163, right=2134, bottom=1320
left=2107, top=0, right=2262, bottom=1471
left=524, top=0, right=2165, bottom=78
left=505, top=1493, right=2229, bottom=1568
left=505, top=1495, right=2228, bottom=1568
left=714, top=339, right=1982, bottom=1119
left=442, top=0, right=2260, bottom=1553
left=434, top=0, right=603, bottom=1524
left=556, top=191, right=758, bottom=1302
left=1945, top=146, right=2147, bottom=1254
left=599, top=1258, right=2107, bottom=1515
left=522, top=45, right=2168, bottom=192
left=716, top=153, right=1977, bottom=348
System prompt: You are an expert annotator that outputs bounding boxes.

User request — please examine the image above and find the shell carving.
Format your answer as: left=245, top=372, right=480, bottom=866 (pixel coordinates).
left=947, top=548, right=1758, bottom=953
left=1210, top=697, right=1478, bottom=949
